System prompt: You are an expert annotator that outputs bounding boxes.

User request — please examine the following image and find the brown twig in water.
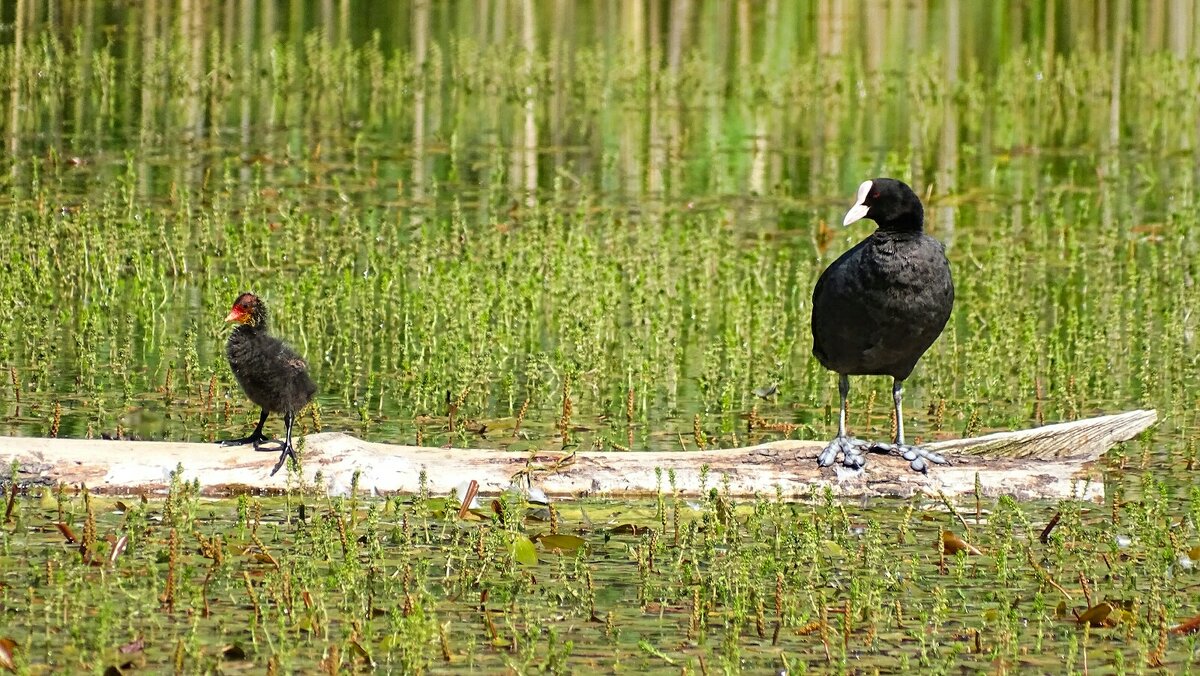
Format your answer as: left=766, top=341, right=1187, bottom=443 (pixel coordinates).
left=1040, top=512, right=1062, bottom=544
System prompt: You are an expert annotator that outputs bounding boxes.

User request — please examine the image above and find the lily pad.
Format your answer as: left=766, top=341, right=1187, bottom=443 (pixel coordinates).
left=1076, top=602, right=1114, bottom=627
left=538, top=534, right=586, bottom=553
left=510, top=535, right=538, bottom=566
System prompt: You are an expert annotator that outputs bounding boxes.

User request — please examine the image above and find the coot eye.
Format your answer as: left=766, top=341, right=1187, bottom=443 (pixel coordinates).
left=871, top=190, right=880, bottom=198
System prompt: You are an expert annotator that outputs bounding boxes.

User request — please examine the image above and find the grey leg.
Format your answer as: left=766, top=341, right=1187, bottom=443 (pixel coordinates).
left=837, top=373, right=849, bottom=437
left=871, top=379, right=949, bottom=473
left=817, top=374, right=870, bottom=469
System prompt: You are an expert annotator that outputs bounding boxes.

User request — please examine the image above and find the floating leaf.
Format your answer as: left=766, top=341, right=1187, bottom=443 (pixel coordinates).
left=244, top=546, right=279, bottom=568
left=1076, top=602, right=1114, bottom=627
left=55, top=522, right=78, bottom=544
left=114, top=501, right=129, bottom=513
left=0, top=637, right=15, bottom=672
left=510, top=535, right=538, bottom=566
left=610, top=524, right=647, bottom=536
left=941, top=531, right=982, bottom=556
left=538, top=534, right=586, bottom=553
left=1188, top=545, right=1200, bottom=561
left=1170, top=612, right=1200, bottom=635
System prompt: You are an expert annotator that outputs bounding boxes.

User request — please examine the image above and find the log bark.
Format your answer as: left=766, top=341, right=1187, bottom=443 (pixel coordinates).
left=0, top=409, right=1156, bottom=501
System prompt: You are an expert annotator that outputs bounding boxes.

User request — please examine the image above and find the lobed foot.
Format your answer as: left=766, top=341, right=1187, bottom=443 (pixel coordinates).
left=219, top=430, right=269, bottom=447
left=269, top=444, right=299, bottom=477
left=870, top=442, right=949, bottom=474
left=817, top=435, right=872, bottom=470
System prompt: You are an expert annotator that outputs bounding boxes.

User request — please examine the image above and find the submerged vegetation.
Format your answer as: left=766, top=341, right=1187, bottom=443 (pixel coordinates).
left=1, top=471, right=1199, bottom=672
left=0, top=0, right=1198, bottom=671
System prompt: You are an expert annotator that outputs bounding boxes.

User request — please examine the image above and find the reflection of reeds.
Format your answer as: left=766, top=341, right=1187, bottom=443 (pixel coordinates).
left=50, top=402, right=61, bottom=438
left=559, top=375, right=572, bottom=444
left=514, top=397, right=529, bottom=438
left=625, top=387, right=634, bottom=449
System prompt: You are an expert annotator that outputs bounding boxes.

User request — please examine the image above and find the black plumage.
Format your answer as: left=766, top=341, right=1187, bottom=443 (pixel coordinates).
left=220, top=292, right=316, bottom=476
left=811, top=178, right=954, bottom=472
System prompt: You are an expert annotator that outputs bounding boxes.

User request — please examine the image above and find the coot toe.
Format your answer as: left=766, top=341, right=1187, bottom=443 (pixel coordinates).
left=866, top=382, right=949, bottom=471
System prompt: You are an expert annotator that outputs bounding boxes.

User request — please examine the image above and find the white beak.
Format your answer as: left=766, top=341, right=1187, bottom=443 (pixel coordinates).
left=842, top=180, right=873, bottom=226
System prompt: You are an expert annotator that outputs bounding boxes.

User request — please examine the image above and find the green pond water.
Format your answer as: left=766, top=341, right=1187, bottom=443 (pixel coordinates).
left=1, top=0, right=1199, bottom=672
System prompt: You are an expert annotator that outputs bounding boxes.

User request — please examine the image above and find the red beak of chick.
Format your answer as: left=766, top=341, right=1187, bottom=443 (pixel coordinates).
left=225, top=307, right=250, bottom=324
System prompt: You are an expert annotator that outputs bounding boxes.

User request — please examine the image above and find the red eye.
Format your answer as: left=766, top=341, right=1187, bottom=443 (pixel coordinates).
left=871, top=190, right=880, bottom=198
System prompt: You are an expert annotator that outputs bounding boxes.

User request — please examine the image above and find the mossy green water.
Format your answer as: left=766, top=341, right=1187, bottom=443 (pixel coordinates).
left=1, top=0, right=1199, bottom=672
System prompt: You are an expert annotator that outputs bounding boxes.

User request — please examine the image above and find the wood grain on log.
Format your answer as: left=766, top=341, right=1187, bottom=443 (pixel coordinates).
left=0, top=409, right=1156, bottom=501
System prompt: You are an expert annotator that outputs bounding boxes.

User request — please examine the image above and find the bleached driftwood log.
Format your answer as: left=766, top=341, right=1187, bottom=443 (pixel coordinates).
left=0, top=410, right=1156, bottom=501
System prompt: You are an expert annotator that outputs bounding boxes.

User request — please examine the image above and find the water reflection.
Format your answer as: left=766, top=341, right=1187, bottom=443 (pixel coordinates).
left=2, top=0, right=1196, bottom=202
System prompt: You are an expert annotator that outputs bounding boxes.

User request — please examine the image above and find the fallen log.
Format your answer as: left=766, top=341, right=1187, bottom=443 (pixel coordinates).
left=0, top=409, right=1156, bottom=501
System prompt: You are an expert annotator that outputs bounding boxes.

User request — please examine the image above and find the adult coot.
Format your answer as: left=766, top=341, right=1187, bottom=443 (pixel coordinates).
left=220, top=292, right=316, bottom=476
left=811, top=178, right=954, bottom=473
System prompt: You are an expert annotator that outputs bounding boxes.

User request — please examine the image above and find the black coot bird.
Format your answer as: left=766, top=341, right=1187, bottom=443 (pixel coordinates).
left=811, top=179, right=954, bottom=473
left=220, top=292, right=316, bottom=476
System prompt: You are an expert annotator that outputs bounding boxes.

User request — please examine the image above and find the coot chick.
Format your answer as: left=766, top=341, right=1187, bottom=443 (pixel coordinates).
left=220, top=292, right=316, bottom=476
left=811, top=178, right=954, bottom=473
